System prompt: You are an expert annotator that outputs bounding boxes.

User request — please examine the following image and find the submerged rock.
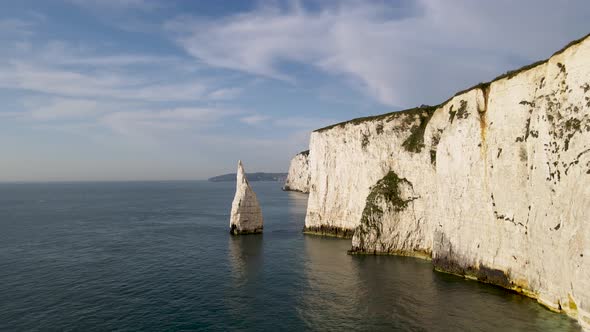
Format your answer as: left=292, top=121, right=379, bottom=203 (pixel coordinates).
left=229, top=160, right=263, bottom=235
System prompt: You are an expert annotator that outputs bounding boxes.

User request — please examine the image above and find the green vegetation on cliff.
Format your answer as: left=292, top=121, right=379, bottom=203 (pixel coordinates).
left=356, top=171, right=414, bottom=242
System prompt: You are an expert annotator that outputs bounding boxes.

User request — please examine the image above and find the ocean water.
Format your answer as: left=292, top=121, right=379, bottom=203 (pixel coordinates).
left=0, top=181, right=580, bottom=331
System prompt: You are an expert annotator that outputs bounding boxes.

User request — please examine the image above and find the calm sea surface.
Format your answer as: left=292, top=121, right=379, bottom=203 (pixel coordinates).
left=0, top=181, right=580, bottom=331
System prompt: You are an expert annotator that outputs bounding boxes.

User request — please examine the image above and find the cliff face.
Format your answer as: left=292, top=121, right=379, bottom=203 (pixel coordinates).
left=283, top=150, right=311, bottom=193
left=304, top=35, right=590, bottom=328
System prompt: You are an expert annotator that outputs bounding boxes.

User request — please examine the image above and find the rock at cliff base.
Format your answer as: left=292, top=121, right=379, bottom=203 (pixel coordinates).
left=230, top=160, right=263, bottom=235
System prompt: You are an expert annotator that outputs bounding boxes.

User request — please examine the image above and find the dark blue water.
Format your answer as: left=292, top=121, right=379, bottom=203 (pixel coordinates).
left=0, top=181, right=580, bottom=331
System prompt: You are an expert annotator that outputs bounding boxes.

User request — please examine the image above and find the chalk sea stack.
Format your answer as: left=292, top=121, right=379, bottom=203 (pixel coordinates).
left=229, top=160, right=264, bottom=235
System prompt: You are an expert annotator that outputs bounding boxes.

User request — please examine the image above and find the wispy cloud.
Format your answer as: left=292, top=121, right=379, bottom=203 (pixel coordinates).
left=240, top=114, right=270, bottom=125
left=0, top=45, right=240, bottom=103
left=100, top=107, right=239, bottom=137
left=208, top=87, right=242, bottom=100
left=66, top=0, right=161, bottom=10
left=0, top=18, right=36, bottom=36
left=0, top=61, right=202, bottom=102
left=39, top=41, right=180, bottom=67
left=10, top=95, right=246, bottom=141
left=26, top=98, right=105, bottom=120
left=167, top=0, right=590, bottom=107
left=273, top=116, right=336, bottom=129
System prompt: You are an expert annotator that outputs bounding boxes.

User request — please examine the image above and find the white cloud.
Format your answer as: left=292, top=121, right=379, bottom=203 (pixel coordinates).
left=0, top=59, right=238, bottom=102
left=165, top=6, right=328, bottom=82
left=0, top=36, right=243, bottom=103
left=11, top=94, right=246, bottom=140
left=208, top=87, right=242, bottom=100
left=26, top=98, right=104, bottom=120
left=167, top=0, right=590, bottom=107
left=0, top=18, right=35, bottom=36
left=240, top=114, right=270, bottom=125
left=66, top=0, right=160, bottom=10
left=35, top=40, right=180, bottom=67
left=273, top=116, right=337, bottom=129
left=0, top=111, right=22, bottom=118
left=100, top=107, right=238, bottom=136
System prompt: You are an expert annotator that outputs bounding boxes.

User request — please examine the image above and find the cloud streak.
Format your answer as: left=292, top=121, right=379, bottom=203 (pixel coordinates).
left=66, top=0, right=161, bottom=10
left=0, top=49, right=239, bottom=103
left=26, top=98, right=104, bottom=120
left=100, top=107, right=238, bottom=136
left=168, top=0, right=590, bottom=107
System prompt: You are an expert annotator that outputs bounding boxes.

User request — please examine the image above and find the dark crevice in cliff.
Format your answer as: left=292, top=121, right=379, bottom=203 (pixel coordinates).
left=448, top=104, right=457, bottom=124
left=490, top=193, right=526, bottom=229
left=456, top=100, right=469, bottom=120
left=282, top=186, right=309, bottom=193
left=401, top=106, right=437, bottom=153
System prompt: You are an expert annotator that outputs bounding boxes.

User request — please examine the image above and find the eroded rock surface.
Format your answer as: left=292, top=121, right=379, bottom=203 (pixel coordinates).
left=230, top=160, right=263, bottom=235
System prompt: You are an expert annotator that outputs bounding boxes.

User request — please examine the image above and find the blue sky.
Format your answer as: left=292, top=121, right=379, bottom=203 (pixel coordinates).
left=1, top=0, right=589, bottom=181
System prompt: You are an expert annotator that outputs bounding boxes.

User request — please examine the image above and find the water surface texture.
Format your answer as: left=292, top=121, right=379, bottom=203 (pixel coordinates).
left=0, top=181, right=580, bottom=331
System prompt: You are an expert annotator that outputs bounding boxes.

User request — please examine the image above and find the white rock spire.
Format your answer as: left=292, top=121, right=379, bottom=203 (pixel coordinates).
left=230, top=160, right=263, bottom=235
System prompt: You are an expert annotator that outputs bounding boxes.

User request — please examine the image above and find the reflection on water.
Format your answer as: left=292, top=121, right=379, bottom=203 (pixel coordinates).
left=224, top=235, right=264, bottom=328
left=354, top=255, right=434, bottom=330
left=228, top=235, right=264, bottom=287
left=299, top=235, right=580, bottom=331
left=299, top=236, right=439, bottom=330
left=299, top=236, right=364, bottom=330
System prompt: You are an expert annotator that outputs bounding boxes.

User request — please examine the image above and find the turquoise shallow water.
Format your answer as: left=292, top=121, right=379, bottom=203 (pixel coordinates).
left=0, top=181, right=580, bottom=331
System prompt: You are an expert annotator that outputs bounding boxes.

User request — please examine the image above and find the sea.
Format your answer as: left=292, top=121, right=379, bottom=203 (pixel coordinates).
left=0, top=181, right=580, bottom=331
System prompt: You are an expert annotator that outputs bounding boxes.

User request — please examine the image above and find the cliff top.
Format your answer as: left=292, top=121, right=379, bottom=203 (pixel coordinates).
left=315, top=104, right=438, bottom=133
left=314, top=32, right=590, bottom=134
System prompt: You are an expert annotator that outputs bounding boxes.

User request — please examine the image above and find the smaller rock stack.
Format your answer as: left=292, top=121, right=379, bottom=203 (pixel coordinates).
left=229, top=160, right=264, bottom=235
left=282, top=150, right=310, bottom=193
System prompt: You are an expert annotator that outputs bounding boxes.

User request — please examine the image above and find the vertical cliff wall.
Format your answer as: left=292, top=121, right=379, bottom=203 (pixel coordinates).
left=283, top=150, right=311, bottom=193
left=304, top=34, right=590, bottom=328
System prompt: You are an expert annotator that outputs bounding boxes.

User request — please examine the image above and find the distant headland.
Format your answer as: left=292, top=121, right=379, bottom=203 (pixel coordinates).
left=208, top=172, right=287, bottom=182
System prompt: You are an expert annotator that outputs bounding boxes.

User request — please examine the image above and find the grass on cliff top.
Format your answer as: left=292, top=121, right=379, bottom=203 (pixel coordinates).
left=297, top=150, right=310, bottom=156
left=313, top=32, right=590, bottom=134
left=315, top=104, right=439, bottom=133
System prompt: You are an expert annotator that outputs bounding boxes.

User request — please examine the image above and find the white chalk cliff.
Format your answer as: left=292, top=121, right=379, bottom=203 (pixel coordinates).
left=230, top=160, right=263, bottom=235
left=293, top=34, right=590, bottom=328
left=283, top=150, right=311, bottom=193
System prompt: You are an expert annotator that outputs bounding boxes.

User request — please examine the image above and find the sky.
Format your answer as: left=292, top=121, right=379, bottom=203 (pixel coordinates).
left=0, top=0, right=589, bottom=182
